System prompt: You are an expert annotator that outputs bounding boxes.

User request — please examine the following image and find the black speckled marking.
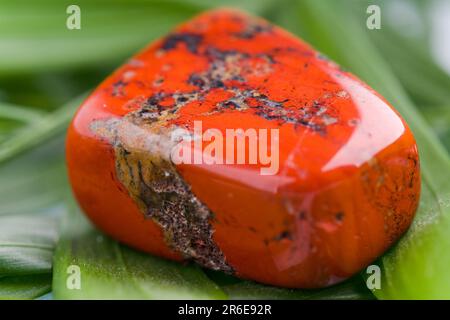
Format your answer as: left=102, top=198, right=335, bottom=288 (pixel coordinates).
left=160, top=32, right=203, bottom=54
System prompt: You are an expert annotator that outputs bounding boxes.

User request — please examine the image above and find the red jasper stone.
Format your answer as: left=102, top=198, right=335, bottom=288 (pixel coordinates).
left=66, top=9, right=420, bottom=288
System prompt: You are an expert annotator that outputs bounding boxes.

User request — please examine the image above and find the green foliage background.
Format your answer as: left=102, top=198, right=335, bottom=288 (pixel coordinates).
left=1, top=0, right=450, bottom=299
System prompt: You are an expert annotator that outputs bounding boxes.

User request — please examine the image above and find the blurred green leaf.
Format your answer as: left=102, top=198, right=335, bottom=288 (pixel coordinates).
left=0, top=1, right=192, bottom=75
left=0, top=119, right=22, bottom=144
left=346, top=0, right=450, bottom=108
left=369, top=29, right=450, bottom=107
left=422, top=105, right=450, bottom=151
left=0, top=71, right=106, bottom=111
left=0, top=101, right=45, bottom=123
left=0, top=93, right=86, bottom=165
left=0, top=134, right=67, bottom=298
left=0, top=215, right=59, bottom=276
left=222, top=277, right=374, bottom=300
left=0, top=274, right=52, bottom=299
left=0, top=0, right=275, bottom=76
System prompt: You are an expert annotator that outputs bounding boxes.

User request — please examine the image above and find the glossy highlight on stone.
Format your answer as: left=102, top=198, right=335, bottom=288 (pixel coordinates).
left=66, top=9, right=420, bottom=288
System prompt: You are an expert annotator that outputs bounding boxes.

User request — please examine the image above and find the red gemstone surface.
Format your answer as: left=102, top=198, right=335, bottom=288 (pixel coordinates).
left=66, top=9, right=420, bottom=288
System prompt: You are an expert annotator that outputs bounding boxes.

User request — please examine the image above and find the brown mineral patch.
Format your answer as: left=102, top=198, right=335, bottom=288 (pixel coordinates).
left=90, top=113, right=233, bottom=273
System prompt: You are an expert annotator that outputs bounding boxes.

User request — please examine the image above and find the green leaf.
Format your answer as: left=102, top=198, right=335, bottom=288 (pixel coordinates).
left=0, top=215, right=59, bottom=276
left=0, top=136, right=67, bottom=216
left=422, top=105, right=450, bottom=151
left=0, top=141, right=65, bottom=298
left=369, top=29, right=450, bottom=107
left=0, top=93, right=86, bottom=164
left=0, top=101, right=45, bottom=123
left=283, top=0, right=450, bottom=299
left=357, top=0, right=450, bottom=107
left=0, top=0, right=275, bottom=76
left=0, top=1, right=190, bottom=75
left=0, top=119, right=22, bottom=144
left=222, top=277, right=374, bottom=300
left=0, top=122, right=69, bottom=297
left=52, top=205, right=227, bottom=300
left=0, top=274, right=52, bottom=300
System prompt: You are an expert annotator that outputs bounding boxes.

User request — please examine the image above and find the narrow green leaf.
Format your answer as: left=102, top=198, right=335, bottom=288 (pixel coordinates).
left=0, top=101, right=45, bottom=123
left=370, top=30, right=450, bottom=107
left=0, top=119, right=22, bottom=144
left=0, top=274, right=52, bottom=300
left=422, top=105, right=450, bottom=151
left=0, top=93, right=86, bottom=164
left=355, top=0, right=450, bottom=107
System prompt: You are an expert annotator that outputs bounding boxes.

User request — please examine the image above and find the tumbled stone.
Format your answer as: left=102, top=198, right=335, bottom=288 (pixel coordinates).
left=66, top=9, right=420, bottom=288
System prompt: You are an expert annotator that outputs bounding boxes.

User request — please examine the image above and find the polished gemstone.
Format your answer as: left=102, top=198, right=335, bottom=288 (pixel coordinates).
left=66, top=9, right=420, bottom=288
